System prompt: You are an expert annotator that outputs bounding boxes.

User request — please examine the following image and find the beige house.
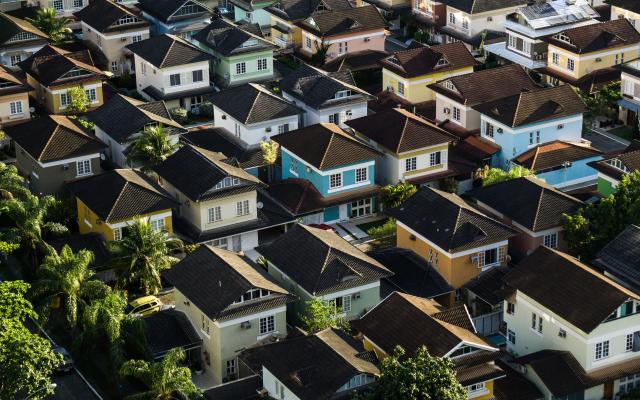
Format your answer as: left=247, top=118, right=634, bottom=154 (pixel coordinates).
left=75, top=0, right=150, bottom=75
left=0, top=64, right=31, bottom=128
left=163, top=245, right=293, bottom=383
left=0, top=12, right=49, bottom=68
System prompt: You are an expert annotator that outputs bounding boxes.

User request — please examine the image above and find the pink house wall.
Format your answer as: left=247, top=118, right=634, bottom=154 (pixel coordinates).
left=325, top=33, right=386, bottom=61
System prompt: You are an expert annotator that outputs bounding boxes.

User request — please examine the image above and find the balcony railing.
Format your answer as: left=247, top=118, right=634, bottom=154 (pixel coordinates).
left=472, top=310, right=503, bottom=336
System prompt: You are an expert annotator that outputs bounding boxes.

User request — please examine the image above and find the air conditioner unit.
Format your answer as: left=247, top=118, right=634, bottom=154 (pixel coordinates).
left=470, top=254, right=479, bottom=264
left=364, top=37, right=370, bottom=42
left=62, top=164, right=69, bottom=170
left=443, top=107, right=451, bottom=114
left=121, top=37, right=127, bottom=42
left=595, top=57, right=602, bottom=62
left=558, top=329, right=567, bottom=338
left=346, top=110, right=353, bottom=117
left=409, top=234, right=416, bottom=241
left=497, top=128, right=503, bottom=134
left=240, top=321, right=252, bottom=329
left=562, top=161, right=573, bottom=168
left=352, top=292, right=361, bottom=300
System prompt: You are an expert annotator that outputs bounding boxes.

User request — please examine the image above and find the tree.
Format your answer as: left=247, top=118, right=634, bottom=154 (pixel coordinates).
left=564, top=170, right=640, bottom=260
left=299, top=298, right=349, bottom=333
left=260, top=140, right=279, bottom=182
left=474, top=165, right=533, bottom=187
left=0, top=162, right=30, bottom=200
left=370, top=346, right=466, bottom=400
left=126, top=124, right=180, bottom=171
left=27, top=8, right=71, bottom=43
left=381, top=182, right=417, bottom=209
left=0, top=281, right=62, bottom=400
left=578, top=82, right=620, bottom=129
left=30, top=245, right=110, bottom=329
left=109, top=217, right=182, bottom=295
left=311, top=40, right=330, bottom=65
left=65, top=86, right=90, bottom=114
left=367, top=219, right=396, bottom=246
left=120, top=348, right=200, bottom=400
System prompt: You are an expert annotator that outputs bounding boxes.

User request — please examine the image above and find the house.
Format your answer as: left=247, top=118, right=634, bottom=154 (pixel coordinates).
left=86, top=93, right=186, bottom=168
left=203, top=375, right=263, bottom=400
left=511, top=141, right=603, bottom=189
left=608, top=0, right=640, bottom=32
left=208, top=83, right=301, bottom=145
left=126, top=34, right=215, bottom=110
left=163, top=245, right=293, bottom=382
left=436, top=0, right=528, bottom=50
left=18, top=44, right=106, bottom=114
left=153, top=143, right=295, bottom=249
left=346, top=107, right=473, bottom=189
left=258, top=224, right=393, bottom=320
left=229, top=0, right=276, bottom=33
left=321, top=49, right=388, bottom=79
left=239, top=328, right=379, bottom=399
left=6, top=115, right=105, bottom=194
left=295, top=5, right=386, bottom=62
left=271, top=123, right=381, bottom=224
left=504, top=246, right=640, bottom=400
left=74, top=0, right=150, bottom=75
left=265, top=0, right=352, bottom=50
left=192, top=18, right=275, bottom=88
left=0, top=12, right=48, bottom=68
left=594, top=225, right=640, bottom=293
left=352, top=291, right=504, bottom=399
left=379, top=41, right=477, bottom=104
left=278, top=64, right=373, bottom=128
left=540, top=19, right=640, bottom=90
left=356, top=0, right=410, bottom=31
left=0, top=64, right=31, bottom=127
left=484, top=0, right=600, bottom=70
left=43, top=0, right=88, bottom=23
left=468, top=176, right=584, bottom=260
left=589, top=140, right=640, bottom=196
left=69, top=169, right=177, bottom=241
left=136, top=0, right=213, bottom=39
left=386, top=186, right=517, bottom=305
left=618, top=58, right=640, bottom=126
left=473, top=84, right=588, bottom=170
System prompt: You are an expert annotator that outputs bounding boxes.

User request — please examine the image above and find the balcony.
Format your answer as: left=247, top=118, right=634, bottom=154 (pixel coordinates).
left=274, top=36, right=293, bottom=49
left=472, top=310, right=503, bottom=336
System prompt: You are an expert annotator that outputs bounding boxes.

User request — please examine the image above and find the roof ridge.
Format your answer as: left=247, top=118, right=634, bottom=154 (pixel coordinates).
left=104, top=176, right=130, bottom=222
left=396, top=113, right=410, bottom=153
left=245, top=89, right=263, bottom=124
left=317, top=127, right=335, bottom=169
left=159, top=37, right=177, bottom=68
left=38, top=121, right=63, bottom=161
left=531, top=186, right=546, bottom=232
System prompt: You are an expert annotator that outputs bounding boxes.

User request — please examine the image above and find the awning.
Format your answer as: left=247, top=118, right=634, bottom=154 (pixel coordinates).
left=618, top=98, right=640, bottom=114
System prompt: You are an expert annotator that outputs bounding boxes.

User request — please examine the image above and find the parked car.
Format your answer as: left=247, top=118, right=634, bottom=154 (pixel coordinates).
left=54, top=346, right=73, bottom=373
left=125, top=296, right=162, bottom=316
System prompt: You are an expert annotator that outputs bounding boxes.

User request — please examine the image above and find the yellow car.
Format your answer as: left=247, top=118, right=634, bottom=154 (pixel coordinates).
left=126, top=296, right=161, bottom=316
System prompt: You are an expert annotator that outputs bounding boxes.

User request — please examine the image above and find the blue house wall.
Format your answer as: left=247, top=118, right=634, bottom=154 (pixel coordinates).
left=533, top=155, right=602, bottom=188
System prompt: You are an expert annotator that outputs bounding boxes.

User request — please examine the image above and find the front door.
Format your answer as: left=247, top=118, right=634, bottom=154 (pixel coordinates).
left=339, top=204, right=348, bottom=221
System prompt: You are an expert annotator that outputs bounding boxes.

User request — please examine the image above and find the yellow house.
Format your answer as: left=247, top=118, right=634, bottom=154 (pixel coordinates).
left=69, top=169, right=177, bottom=241
left=18, top=44, right=106, bottom=114
left=353, top=292, right=505, bottom=400
left=380, top=41, right=477, bottom=103
left=386, top=187, right=517, bottom=305
left=542, top=19, right=640, bottom=91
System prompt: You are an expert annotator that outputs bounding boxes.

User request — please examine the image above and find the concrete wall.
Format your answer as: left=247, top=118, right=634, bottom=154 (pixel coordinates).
left=214, top=49, right=274, bottom=87
left=382, top=66, right=473, bottom=103
left=546, top=43, right=640, bottom=81
left=212, top=105, right=298, bottom=145
left=0, top=92, right=30, bottom=127
left=298, top=28, right=386, bottom=62
left=435, top=93, right=478, bottom=130
left=281, top=91, right=368, bottom=128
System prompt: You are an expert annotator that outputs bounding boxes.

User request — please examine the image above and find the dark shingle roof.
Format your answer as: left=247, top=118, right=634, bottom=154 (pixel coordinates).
left=514, top=350, right=591, bottom=396
left=505, top=246, right=640, bottom=334
left=546, top=19, right=640, bottom=54
left=589, top=140, right=640, bottom=180
left=142, top=309, right=202, bottom=358
left=208, top=83, right=300, bottom=124
left=353, top=292, right=495, bottom=357
left=296, top=5, right=385, bottom=37
left=386, top=187, right=517, bottom=253
left=19, top=44, right=105, bottom=87
left=322, top=49, right=388, bottom=72
left=0, top=11, right=48, bottom=44
left=266, top=0, right=352, bottom=22
left=258, top=224, right=392, bottom=295
left=239, top=328, right=379, bottom=400
left=162, top=245, right=291, bottom=321
left=380, top=42, right=477, bottom=79
left=153, top=143, right=263, bottom=202
left=468, top=176, right=583, bottom=232
left=0, top=64, right=31, bottom=96
left=49, top=233, right=111, bottom=270
left=6, top=115, right=106, bottom=163
left=68, top=169, right=178, bottom=223
left=593, top=225, right=640, bottom=293
left=74, top=0, right=149, bottom=33
left=203, top=375, right=262, bottom=400
left=86, top=94, right=185, bottom=144
left=181, top=127, right=266, bottom=169
left=193, top=17, right=273, bottom=56
left=136, top=0, right=212, bottom=22
left=464, top=266, right=508, bottom=306
left=346, top=108, right=455, bottom=154
left=272, top=123, right=379, bottom=169
left=126, top=34, right=212, bottom=69
left=428, top=64, right=538, bottom=106
left=444, top=0, right=527, bottom=14
left=607, top=0, right=640, bottom=13
left=513, top=141, right=602, bottom=171
left=472, top=85, right=587, bottom=128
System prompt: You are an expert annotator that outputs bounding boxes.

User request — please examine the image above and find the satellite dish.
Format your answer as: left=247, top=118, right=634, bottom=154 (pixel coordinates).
left=29, top=107, right=35, bottom=113
left=257, top=202, right=264, bottom=209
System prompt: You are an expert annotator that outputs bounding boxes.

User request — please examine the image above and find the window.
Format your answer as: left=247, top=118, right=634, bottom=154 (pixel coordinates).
left=201, top=314, right=210, bottom=334
left=85, top=88, right=96, bottom=102
left=506, top=302, right=515, bottom=315
left=10, top=54, right=21, bottom=66
left=355, top=167, right=367, bottom=183
left=306, top=36, right=312, bottom=48
left=398, top=81, right=405, bottom=96
left=329, top=173, right=342, bottom=189
left=289, top=157, right=298, bottom=174
left=278, top=123, right=289, bottom=133
left=508, top=35, right=516, bottom=49
left=192, top=70, right=203, bottom=82
left=462, top=18, right=468, bottom=30
left=627, top=334, right=635, bottom=352
left=226, top=359, right=236, bottom=376
left=141, top=62, right=146, bottom=75
left=507, top=329, right=516, bottom=344
left=76, top=159, right=91, bottom=176
left=452, top=107, right=461, bottom=121
left=113, top=227, right=122, bottom=241
left=328, top=113, right=339, bottom=124
left=236, top=200, right=250, bottom=216
left=486, top=123, right=494, bottom=138
left=214, top=177, right=240, bottom=190
left=60, top=93, right=71, bottom=107
left=132, top=35, right=143, bottom=43
left=169, top=74, right=181, bottom=86
left=616, top=53, right=625, bottom=64
left=208, top=237, right=228, bottom=249
left=257, top=58, right=268, bottom=71
left=567, top=58, right=575, bottom=71
left=449, top=12, right=455, bottom=24
left=405, top=157, right=417, bottom=172
left=111, top=61, right=118, bottom=72
left=476, top=248, right=497, bottom=269
left=338, top=41, right=348, bottom=54
left=9, top=101, right=22, bottom=115
left=552, top=52, right=559, bottom=65
left=529, top=131, right=534, bottom=145
left=208, top=206, right=222, bottom=222
left=235, top=62, right=247, bottom=75
left=333, top=295, right=352, bottom=313
left=544, top=233, right=558, bottom=249
left=73, top=0, right=83, bottom=7
left=259, top=315, right=275, bottom=335
left=176, top=3, right=199, bottom=15
left=595, top=340, right=610, bottom=360
left=52, top=0, right=63, bottom=10
left=620, top=374, right=640, bottom=394
left=429, top=151, right=441, bottom=166
left=97, top=35, right=102, bottom=48
left=116, top=15, right=136, bottom=25
left=536, top=130, right=540, bottom=143
left=467, top=382, right=485, bottom=394
left=351, top=198, right=372, bottom=217
left=150, top=218, right=165, bottom=232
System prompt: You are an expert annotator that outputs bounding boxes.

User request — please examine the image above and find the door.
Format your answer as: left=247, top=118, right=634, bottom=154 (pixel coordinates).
left=231, top=234, right=242, bottom=252
left=603, top=381, right=613, bottom=399
left=339, top=204, right=348, bottom=221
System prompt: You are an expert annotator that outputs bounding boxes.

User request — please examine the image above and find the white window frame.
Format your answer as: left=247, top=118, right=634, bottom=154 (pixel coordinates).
left=236, top=200, right=250, bottom=216
left=355, top=167, right=367, bottom=183
left=259, top=315, right=275, bottom=335
left=329, top=173, right=342, bottom=189
left=113, top=227, right=122, bottom=241
left=192, top=69, right=203, bottom=82
left=10, top=54, right=21, bottom=66
left=278, top=123, right=289, bottom=133
left=76, top=159, right=92, bottom=177
left=132, top=35, right=143, bottom=43
left=73, top=0, right=83, bottom=8
left=543, top=233, right=558, bottom=249
left=51, top=0, right=64, bottom=10
left=626, top=333, right=634, bottom=352
left=257, top=58, right=268, bottom=71
left=208, top=206, right=222, bottom=223
left=429, top=151, right=441, bottom=167
left=9, top=101, right=22, bottom=115
left=567, top=58, right=575, bottom=71
left=226, top=359, right=236, bottom=375
left=398, top=81, right=405, bottom=96
left=60, top=92, right=71, bottom=107
left=85, top=88, right=96, bottom=102
left=235, top=62, right=247, bottom=75
left=150, top=218, right=165, bottom=232
left=552, top=52, right=559, bottom=65
left=452, top=106, right=461, bottom=121
left=595, top=340, right=610, bottom=360
left=405, top=157, right=417, bottom=172
left=507, top=329, right=516, bottom=344
left=169, top=74, right=181, bottom=86
left=351, top=198, right=372, bottom=218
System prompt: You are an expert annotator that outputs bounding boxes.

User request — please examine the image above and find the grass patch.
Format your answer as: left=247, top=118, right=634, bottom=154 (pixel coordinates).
left=356, top=218, right=389, bottom=234
left=609, top=125, right=635, bottom=141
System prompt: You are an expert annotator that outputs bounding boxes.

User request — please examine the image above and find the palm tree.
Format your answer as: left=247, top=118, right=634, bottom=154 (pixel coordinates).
left=126, top=124, right=180, bottom=171
left=109, top=217, right=182, bottom=295
left=30, top=245, right=110, bottom=328
left=120, top=348, right=201, bottom=400
left=0, top=162, right=30, bottom=200
left=27, top=8, right=71, bottom=43
left=78, top=291, right=128, bottom=366
left=381, top=182, right=417, bottom=209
